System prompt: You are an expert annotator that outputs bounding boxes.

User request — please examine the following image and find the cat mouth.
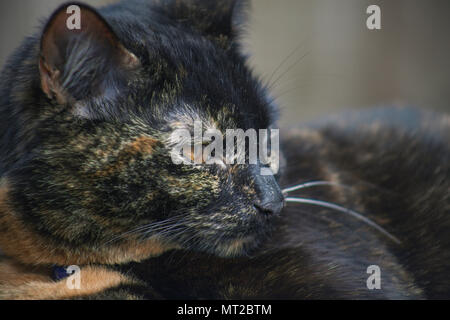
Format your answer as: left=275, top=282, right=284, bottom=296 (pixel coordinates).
left=186, top=212, right=275, bottom=257
left=133, top=197, right=282, bottom=258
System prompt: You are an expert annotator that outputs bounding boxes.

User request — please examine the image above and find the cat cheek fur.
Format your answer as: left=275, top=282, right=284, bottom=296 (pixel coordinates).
left=0, top=177, right=179, bottom=266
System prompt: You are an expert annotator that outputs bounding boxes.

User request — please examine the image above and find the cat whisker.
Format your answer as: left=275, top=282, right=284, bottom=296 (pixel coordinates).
left=177, top=231, right=200, bottom=248
left=268, top=51, right=311, bottom=91
left=147, top=224, right=188, bottom=239
left=167, top=223, right=202, bottom=246
left=285, top=197, right=401, bottom=244
left=266, top=40, right=307, bottom=89
left=282, top=180, right=353, bottom=195
left=132, top=217, right=199, bottom=245
left=133, top=216, right=184, bottom=232
left=104, top=215, right=187, bottom=245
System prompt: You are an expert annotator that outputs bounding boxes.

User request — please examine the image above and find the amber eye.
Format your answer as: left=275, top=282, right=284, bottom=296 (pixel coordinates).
left=189, top=145, right=195, bottom=161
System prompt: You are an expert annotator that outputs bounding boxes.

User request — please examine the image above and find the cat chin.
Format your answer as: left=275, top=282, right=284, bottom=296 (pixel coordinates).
left=189, top=217, right=274, bottom=258
left=212, top=236, right=257, bottom=257
left=201, top=230, right=272, bottom=258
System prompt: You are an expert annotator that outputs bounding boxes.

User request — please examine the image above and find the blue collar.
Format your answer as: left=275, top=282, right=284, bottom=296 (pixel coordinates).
left=52, top=265, right=71, bottom=281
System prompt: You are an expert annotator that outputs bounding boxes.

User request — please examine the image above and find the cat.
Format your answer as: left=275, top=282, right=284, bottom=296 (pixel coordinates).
left=0, top=0, right=449, bottom=300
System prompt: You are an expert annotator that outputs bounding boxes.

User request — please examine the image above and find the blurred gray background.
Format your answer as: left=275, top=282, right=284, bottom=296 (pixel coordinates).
left=1, top=0, right=449, bottom=126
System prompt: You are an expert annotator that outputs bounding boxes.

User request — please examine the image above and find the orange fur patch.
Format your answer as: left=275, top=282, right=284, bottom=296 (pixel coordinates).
left=216, top=236, right=253, bottom=257
left=94, top=136, right=157, bottom=177
left=0, top=258, right=51, bottom=287
left=123, top=136, right=157, bottom=155
left=0, top=264, right=135, bottom=300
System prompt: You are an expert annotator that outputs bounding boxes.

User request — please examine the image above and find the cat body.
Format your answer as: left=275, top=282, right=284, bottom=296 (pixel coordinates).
left=0, top=0, right=449, bottom=299
left=88, top=107, right=450, bottom=300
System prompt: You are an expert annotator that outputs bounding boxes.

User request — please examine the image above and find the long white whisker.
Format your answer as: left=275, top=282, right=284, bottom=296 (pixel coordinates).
left=285, top=197, right=401, bottom=244
left=282, top=181, right=353, bottom=194
left=129, top=216, right=183, bottom=233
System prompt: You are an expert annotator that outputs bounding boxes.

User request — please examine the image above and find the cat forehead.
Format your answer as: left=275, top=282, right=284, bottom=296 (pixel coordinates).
left=165, top=106, right=220, bottom=132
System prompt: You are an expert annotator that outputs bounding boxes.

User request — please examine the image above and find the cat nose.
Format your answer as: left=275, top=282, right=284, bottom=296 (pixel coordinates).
left=254, top=198, right=284, bottom=216
left=252, top=167, right=285, bottom=216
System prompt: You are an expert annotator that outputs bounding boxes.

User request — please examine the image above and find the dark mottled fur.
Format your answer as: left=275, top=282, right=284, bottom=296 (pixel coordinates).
left=0, top=0, right=449, bottom=299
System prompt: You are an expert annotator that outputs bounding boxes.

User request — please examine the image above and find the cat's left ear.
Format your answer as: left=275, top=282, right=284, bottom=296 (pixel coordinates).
left=164, top=0, right=249, bottom=40
left=39, top=3, right=140, bottom=104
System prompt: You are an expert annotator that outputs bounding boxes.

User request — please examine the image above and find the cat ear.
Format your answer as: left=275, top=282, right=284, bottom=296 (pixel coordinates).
left=163, top=0, right=249, bottom=40
left=39, top=3, right=139, bottom=104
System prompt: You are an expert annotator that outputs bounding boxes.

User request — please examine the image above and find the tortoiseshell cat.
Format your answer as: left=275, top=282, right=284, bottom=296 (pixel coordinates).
left=0, top=0, right=449, bottom=299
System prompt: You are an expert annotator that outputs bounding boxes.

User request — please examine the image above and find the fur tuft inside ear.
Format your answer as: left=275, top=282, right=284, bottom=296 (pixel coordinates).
left=39, top=2, right=139, bottom=104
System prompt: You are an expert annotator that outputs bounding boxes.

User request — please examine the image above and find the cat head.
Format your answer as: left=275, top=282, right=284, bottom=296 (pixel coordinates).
left=0, top=0, right=284, bottom=266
